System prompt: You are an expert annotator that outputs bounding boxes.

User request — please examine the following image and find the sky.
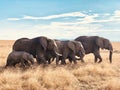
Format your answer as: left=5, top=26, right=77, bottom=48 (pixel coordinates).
left=0, top=0, right=120, bottom=41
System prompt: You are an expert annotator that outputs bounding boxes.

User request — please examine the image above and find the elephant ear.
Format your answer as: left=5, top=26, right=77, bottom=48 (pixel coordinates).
left=103, top=38, right=113, bottom=50
left=47, top=39, right=55, bottom=50
left=96, top=37, right=104, bottom=49
left=73, top=41, right=81, bottom=50
left=103, top=39, right=110, bottom=49
left=40, top=37, right=48, bottom=51
left=68, top=41, right=76, bottom=53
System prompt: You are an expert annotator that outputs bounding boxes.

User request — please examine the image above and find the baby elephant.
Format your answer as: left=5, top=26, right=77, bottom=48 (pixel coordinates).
left=5, top=51, right=34, bottom=68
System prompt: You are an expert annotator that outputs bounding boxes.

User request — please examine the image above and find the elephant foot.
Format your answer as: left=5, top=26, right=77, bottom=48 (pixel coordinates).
left=81, top=59, right=85, bottom=63
left=98, top=60, right=102, bottom=63
left=94, top=59, right=98, bottom=63
left=61, top=62, right=66, bottom=65
left=74, top=61, right=77, bottom=64
left=42, top=64, right=48, bottom=68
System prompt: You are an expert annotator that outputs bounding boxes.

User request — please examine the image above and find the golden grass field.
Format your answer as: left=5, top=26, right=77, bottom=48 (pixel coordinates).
left=0, top=40, right=120, bottom=90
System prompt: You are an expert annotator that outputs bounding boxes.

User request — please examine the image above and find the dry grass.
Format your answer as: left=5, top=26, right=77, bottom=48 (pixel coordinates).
left=0, top=40, right=120, bottom=90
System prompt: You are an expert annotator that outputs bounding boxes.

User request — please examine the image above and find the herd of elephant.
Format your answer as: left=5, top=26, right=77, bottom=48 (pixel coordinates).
left=5, top=36, right=113, bottom=68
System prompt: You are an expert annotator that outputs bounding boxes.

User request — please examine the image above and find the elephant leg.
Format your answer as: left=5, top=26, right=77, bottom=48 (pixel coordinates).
left=70, top=54, right=77, bottom=64
left=61, top=52, right=69, bottom=65
left=98, top=56, right=102, bottom=63
left=61, top=59, right=66, bottom=65
left=56, top=56, right=59, bottom=65
left=8, top=63, right=15, bottom=67
left=56, top=56, right=62, bottom=65
left=51, top=57, right=55, bottom=62
left=39, top=57, right=46, bottom=64
left=93, top=51, right=102, bottom=63
left=68, top=57, right=72, bottom=63
left=36, top=51, right=47, bottom=64
left=6, top=62, right=12, bottom=67
left=61, top=57, right=67, bottom=65
left=78, top=52, right=85, bottom=63
left=36, top=55, right=45, bottom=64
left=36, top=56, right=41, bottom=64
left=80, top=59, right=84, bottom=63
left=41, top=57, right=47, bottom=64
left=20, top=59, right=26, bottom=68
left=47, top=58, right=51, bottom=64
left=11, top=61, right=17, bottom=67
left=94, top=56, right=98, bottom=63
left=79, top=56, right=85, bottom=63
left=13, top=63, right=17, bottom=67
left=48, top=55, right=55, bottom=64
left=24, top=60, right=30, bottom=66
left=45, top=53, right=52, bottom=64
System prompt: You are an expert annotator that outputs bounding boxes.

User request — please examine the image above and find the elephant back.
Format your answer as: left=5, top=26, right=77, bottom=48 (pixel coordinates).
left=75, top=36, right=99, bottom=54
left=13, top=38, right=29, bottom=51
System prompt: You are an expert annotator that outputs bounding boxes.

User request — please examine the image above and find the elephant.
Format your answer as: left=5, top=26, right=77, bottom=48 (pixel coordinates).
left=5, top=51, right=34, bottom=68
left=75, top=36, right=113, bottom=63
left=13, top=36, right=61, bottom=64
left=48, top=40, right=85, bottom=65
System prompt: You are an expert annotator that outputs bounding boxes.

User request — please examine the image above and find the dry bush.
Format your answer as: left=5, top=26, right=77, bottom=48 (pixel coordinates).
left=0, top=40, right=120, bottom=90
left=104, top=79, right=120, bottom=90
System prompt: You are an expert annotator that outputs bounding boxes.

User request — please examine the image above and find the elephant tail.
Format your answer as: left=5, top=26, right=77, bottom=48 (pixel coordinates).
left=109, top=43, right=113, bottom=63
left=109, top=50, right=113, bottom=63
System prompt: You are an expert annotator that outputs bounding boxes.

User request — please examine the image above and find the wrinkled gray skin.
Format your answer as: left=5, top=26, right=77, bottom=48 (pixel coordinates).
left=13, top=36, right=61, bottom=64
left=6, top=51, right=34, bottom=68
left=47, top=40, right=85, bottom=65
left=75, top=36, right=113, bottom=63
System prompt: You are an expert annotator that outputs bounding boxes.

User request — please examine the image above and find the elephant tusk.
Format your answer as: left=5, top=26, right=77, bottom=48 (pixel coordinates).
left=55, top=51, right=62, bottom=56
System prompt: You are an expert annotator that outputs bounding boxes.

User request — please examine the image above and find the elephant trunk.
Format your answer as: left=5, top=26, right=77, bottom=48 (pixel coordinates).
left=78, top=45, right=85, bottom=60
left=53, top=47, right=62, bottom=65
left=109, top=50, right=113, bottom=63
left=30, top=59, right=34, bottom=64
left=81, top=47, right=85, bottom=56
left=29, top=55, right=34, bottom=64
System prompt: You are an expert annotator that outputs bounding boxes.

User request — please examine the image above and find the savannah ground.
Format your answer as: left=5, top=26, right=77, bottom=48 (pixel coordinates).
left=0, top=40, right=120, bottom=90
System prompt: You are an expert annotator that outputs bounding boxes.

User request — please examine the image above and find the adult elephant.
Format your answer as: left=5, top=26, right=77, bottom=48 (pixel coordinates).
left=54, top=40, right=85, bottom=65
left=13, top=36, right=61, bottom=64
left=75, top=36, right=113, bottom=63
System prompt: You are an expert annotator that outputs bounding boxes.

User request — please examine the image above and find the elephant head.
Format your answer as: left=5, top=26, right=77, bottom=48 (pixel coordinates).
left=26, top=54, right=34, bottom=65
left=48, top=39, right=62, bottom=56
left=36, top=36, right=61, bottom=56
left=96, top=37, right=113, bottom=63
left=33, top=36, right=61, bottom=64
left=68, top=41, right=85, bottom=58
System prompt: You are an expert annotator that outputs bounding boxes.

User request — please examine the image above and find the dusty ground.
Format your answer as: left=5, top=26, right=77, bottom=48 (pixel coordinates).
left=0, top=40, right=120, bottom=90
